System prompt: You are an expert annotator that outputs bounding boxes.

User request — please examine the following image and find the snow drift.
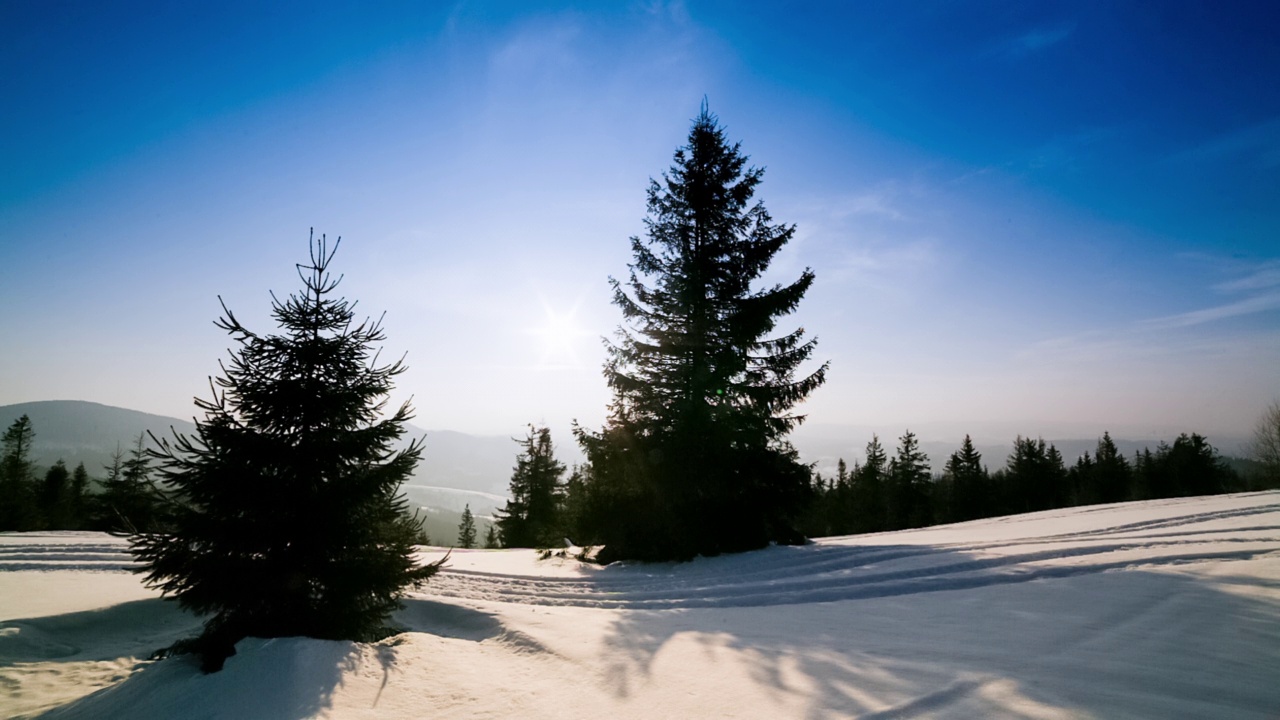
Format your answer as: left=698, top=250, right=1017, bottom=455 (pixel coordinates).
left=2, top=492, right=1278, bottom=718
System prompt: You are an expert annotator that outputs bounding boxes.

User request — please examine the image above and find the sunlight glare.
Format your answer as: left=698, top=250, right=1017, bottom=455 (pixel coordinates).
left=530, top=302, right=589, bottom=368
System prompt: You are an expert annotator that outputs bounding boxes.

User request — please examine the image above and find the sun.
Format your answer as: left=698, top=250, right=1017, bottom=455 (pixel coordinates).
left=530, top=304, right=589, bottom=367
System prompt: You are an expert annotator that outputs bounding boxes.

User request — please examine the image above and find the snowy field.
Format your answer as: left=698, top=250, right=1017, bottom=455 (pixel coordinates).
left=2, top=492, right=1278, bottom=719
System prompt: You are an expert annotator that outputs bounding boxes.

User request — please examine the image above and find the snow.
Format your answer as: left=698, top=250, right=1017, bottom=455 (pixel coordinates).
left=2, top=492, right=1278, bottom=718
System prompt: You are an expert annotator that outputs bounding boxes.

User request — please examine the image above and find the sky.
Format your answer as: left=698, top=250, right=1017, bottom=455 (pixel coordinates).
left=2, top=0, right=1278, bottom=454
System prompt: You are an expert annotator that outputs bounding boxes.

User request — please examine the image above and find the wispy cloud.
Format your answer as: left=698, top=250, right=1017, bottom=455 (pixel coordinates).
left=1147, top=259, right=1280, bottom=329
left=995, top=23, right=1076, bottom=59
left=832, top=190, right=906, bottom=221
left=1018, top=259, right=1280, bottom=367
left=1167, top=118, right=1280, bottom=168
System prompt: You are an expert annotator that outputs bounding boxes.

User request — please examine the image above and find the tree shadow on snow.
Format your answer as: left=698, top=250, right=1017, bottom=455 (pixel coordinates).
left=598, top=542, right=1280, bottom=719
left=395, top=597, right=553, bottom=655
left=0, top=598, right=404, bottom=720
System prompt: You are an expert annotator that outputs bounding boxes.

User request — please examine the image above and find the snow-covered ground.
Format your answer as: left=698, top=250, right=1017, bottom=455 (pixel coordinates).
left=3, top=492, right=1278, bottom=718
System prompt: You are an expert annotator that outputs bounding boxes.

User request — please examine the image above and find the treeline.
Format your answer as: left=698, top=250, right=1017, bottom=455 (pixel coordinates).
left=800, top=430, right=1258, bottom=538
left=0, top=414, right=167, bottom=533
left=485, top=425, right=1266, bottom=551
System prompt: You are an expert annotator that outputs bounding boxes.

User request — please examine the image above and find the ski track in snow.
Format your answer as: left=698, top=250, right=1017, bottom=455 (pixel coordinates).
left=3, top=497, right=1277, bottom=608
left=0, top=540, right=136, bottom=573
left=418, top=499, right=1280, bottom=610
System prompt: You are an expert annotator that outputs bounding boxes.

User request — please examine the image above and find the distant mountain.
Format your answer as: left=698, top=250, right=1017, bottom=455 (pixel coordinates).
left=0, top=400, right=199, bottom=474
left=0, top=401, right=522, bottom=501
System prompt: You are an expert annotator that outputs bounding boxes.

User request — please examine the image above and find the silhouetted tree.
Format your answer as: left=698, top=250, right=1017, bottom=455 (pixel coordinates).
left=457, top=504, right=477, bottom=549
left=850, top=436, right=888, bottom=533
left=131, top=233, right=441, bottom=672
left=38, top=460, right=71, bottom=529
left=802, top=457, right=854, bottom=538
left=1131, top=447, right=1157, bottom=501
left=887, top=430, right=932, bottom=530
left=560, top=464, right=596, bottom=545
left=1000, top=436, right=1067, bottom=513
left=944, top=435, right=988, bottom=522
left=68, top=462, right=90, bottom=530
left=1151, top=433, right=1236, bottom=497
left=496, top=425, right=566, bottom=548
left=483, top=524, right=500, bottom=549
left=577, top=103, right=827, bottom=562
left=96, top=434, right=162, bottom=533
left=0, top=415, right=38, bottom=531
left=1071, top=432, right=1132, bottom=506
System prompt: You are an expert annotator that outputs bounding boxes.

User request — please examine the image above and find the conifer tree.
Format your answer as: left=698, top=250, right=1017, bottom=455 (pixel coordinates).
left=944, top=435, right=987, bottom=522
left=1002, top=436, right=1066, bottom=513
left=97, top=434, right=162, bottom=533
left=130, top=233, right=441, bottom=672
left=850, top=436, right=888, bottom=533
left=484, top=524, right=500, bottom=549
left=887, top=430, right=931, bottom=530
left=577, top=102, right=827, bottom=561
left=69, top=462, right=90, bottom=530
left=1073, top=432, right=1132, bottom=505
left=1152, top=433, right=1235, bottom=497
left=0, top=415, right=38, bottom=531
left=560, top=464, right=596, bottom=546
left=38, top=460, right=71, bottom=529
left=496, top=425, right=566, bottom=548
left=457, top=504, right=477, bottom=549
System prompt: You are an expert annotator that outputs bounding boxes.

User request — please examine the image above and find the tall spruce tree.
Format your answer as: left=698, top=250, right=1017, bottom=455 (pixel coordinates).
left=496, top=425, right=566, bottom=549
left=131, top=233, right=441, bottom=672
left=577, top=103, right=827, bottom=561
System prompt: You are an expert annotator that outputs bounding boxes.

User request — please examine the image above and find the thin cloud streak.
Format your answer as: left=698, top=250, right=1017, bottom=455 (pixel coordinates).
left=1148, top=258, right=1280, bottom=329
left=1147, top=292, right=1280, bottom=329
left=1167, top=117, right=1280, bottom=168
left=994, top=23, right=1076, bottom=59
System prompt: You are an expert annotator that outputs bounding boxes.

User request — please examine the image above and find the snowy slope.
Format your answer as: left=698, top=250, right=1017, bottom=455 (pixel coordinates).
left=2, top=492, right=1278, bottom=719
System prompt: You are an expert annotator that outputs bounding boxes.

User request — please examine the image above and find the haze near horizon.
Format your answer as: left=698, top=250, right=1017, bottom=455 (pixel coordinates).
left=2, top=1, right=1277, bottom=447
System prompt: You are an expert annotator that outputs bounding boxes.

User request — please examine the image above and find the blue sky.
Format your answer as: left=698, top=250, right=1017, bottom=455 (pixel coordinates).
left=2, top=1, right=1277, bottom=452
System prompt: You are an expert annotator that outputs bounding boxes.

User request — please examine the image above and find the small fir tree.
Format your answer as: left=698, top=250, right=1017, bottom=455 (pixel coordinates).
left=496, top=425, right=566, bottom=548
left=131, top=233, right=441, bottom=672
left=457, top=504, right=477, bottom=549
left=483, top=524, right=500, bottom=549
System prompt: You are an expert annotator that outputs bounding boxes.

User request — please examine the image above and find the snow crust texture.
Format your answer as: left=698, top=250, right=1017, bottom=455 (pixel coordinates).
left=2, top=492, right=1278, bottom=719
